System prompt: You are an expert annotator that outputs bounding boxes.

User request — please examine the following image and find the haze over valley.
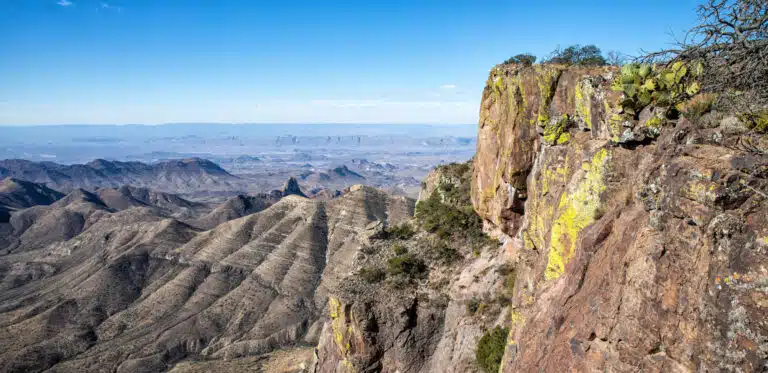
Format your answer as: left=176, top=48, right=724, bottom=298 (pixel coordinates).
left=0, top=123, right=477, bottom=199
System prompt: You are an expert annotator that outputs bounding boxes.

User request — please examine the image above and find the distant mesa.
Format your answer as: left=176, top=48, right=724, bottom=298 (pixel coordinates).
left=298, top=165, right=365, bottom=186
left=329, top=165, right=364, bottom=179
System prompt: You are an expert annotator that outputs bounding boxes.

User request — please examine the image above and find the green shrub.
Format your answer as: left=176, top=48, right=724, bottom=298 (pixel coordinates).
left=503, top=53, right=536, bottom=66
left=430, top=240, right=461, bottom=264
left=359, top=266, right=386, bottom=283
left=496, top=263, right=516, bottom=297
left=385, top=223, right=416, bottom=240
left=392, top=243, right=408, bottom=256
left=544, top=44, right=607, bottom=66
left=503, top=271, right=516, bottom=296
left=415, top=192, right=487, bottom=245
left=476, top=326, right=509, bottom=373
left=387, top=254, right=427, bottom=277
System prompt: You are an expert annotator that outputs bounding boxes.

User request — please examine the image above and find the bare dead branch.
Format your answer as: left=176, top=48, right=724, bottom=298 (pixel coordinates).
left=639, top=0, right=768, bottom=111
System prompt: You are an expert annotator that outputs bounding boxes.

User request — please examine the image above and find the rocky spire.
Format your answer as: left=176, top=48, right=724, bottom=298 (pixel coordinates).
left=281, top=176, right=307, bottom=198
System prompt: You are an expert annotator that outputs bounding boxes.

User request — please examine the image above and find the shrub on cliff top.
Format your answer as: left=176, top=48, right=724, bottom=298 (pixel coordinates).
left=640, top=0, right=768, bottom=109
left=476, top=326, right=509, bottom=373
left=545, top=44, right=607, bottom=66
left=503, top=53, right=536, bottom=66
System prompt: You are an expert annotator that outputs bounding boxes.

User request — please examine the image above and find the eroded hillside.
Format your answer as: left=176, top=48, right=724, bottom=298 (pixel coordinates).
left=0, top=184, right=412, bottom=372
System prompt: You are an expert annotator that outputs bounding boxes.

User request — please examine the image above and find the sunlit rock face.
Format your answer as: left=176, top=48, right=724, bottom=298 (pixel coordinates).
left=473, top=64, right=768, bottom=372
left=311, top=63, right=768, bottom=373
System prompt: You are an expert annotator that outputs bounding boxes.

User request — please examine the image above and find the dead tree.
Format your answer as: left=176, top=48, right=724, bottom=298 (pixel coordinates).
left=641, top=0, right=768, bottom=109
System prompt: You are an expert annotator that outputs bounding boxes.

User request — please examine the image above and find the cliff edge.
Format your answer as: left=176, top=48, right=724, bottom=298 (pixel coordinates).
left=474, top=63, right=768, bottom=372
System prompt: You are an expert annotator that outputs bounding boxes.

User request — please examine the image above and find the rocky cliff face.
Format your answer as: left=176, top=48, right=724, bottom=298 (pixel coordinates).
left=313, top=63, right=768, bottom=373
left=472, top=64, right=768, bottom=372
left=313, top=163, right=510, bottom=373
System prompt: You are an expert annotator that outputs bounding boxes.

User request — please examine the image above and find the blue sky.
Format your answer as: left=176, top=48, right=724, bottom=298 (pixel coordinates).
left=0, top=0, right=702, bottom=125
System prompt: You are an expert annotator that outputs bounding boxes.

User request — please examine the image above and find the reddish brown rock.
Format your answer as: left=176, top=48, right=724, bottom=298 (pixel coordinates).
left=471, top=65, right=768, bottom=372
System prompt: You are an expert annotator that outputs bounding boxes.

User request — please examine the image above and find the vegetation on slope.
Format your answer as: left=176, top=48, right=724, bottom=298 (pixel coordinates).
left=355, top=161, right=494, bottom=290
left=415, top=161, right=491, bottom=247
left=475, top=326, right=509, bottom=373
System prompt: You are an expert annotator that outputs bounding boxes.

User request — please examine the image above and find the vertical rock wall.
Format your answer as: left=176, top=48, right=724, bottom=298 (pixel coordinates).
left=473, top=64, right=768, bottom=372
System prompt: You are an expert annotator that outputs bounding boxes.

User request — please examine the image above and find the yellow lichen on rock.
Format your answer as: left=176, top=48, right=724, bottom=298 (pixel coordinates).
left=535, top=65, right=563, bottom=126
left=759, top=236, right=768, bottom=247
left=328, top=297, right=357, bottom=372
left=545, top=148, right=610, bottom=280
left=575, top=79, right=593, bottom=130
left=683, top=180, right=718, bottom=205
left=328, top=298, right=347, bottom=353
left=541, top=161, right=568, bottom=196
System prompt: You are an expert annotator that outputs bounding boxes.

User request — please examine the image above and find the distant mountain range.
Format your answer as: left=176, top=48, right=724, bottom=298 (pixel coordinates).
left=0, top=158, right=241, bottom=195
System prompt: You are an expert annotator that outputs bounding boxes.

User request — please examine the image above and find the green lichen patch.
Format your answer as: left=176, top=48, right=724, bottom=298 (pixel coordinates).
left=542, top=114, right=572, bottom=145
left=644, top=115, right=665, bottom=137
left=739, top=111, right=768, bottom=133
left=545, top=148, right=610, bottom=280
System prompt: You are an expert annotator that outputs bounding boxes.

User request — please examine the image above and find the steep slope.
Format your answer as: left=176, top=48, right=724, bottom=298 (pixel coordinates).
left=299, top=165, right=365, bottom=190
left=313, top=164, right=504, bottom=373
left=0, top=185, right=414, bottom=373
left=471, top=64, right=768, bottom=372
left=96, top=185, right=210, bottom=218
left=0, top=158, right=241, bottom=195
left=0, top=178, right=64, bottom=210
left=4, top=189, right=112, bottom=254
left=0, top=178, right=64, bottom=223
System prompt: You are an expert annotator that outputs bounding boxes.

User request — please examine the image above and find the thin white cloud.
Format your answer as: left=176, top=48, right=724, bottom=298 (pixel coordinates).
left=100, top=2, right=123, bottom=12
left=440, top=84, right=457, bottom=89
left=57, top=0, right=73, bottom=7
